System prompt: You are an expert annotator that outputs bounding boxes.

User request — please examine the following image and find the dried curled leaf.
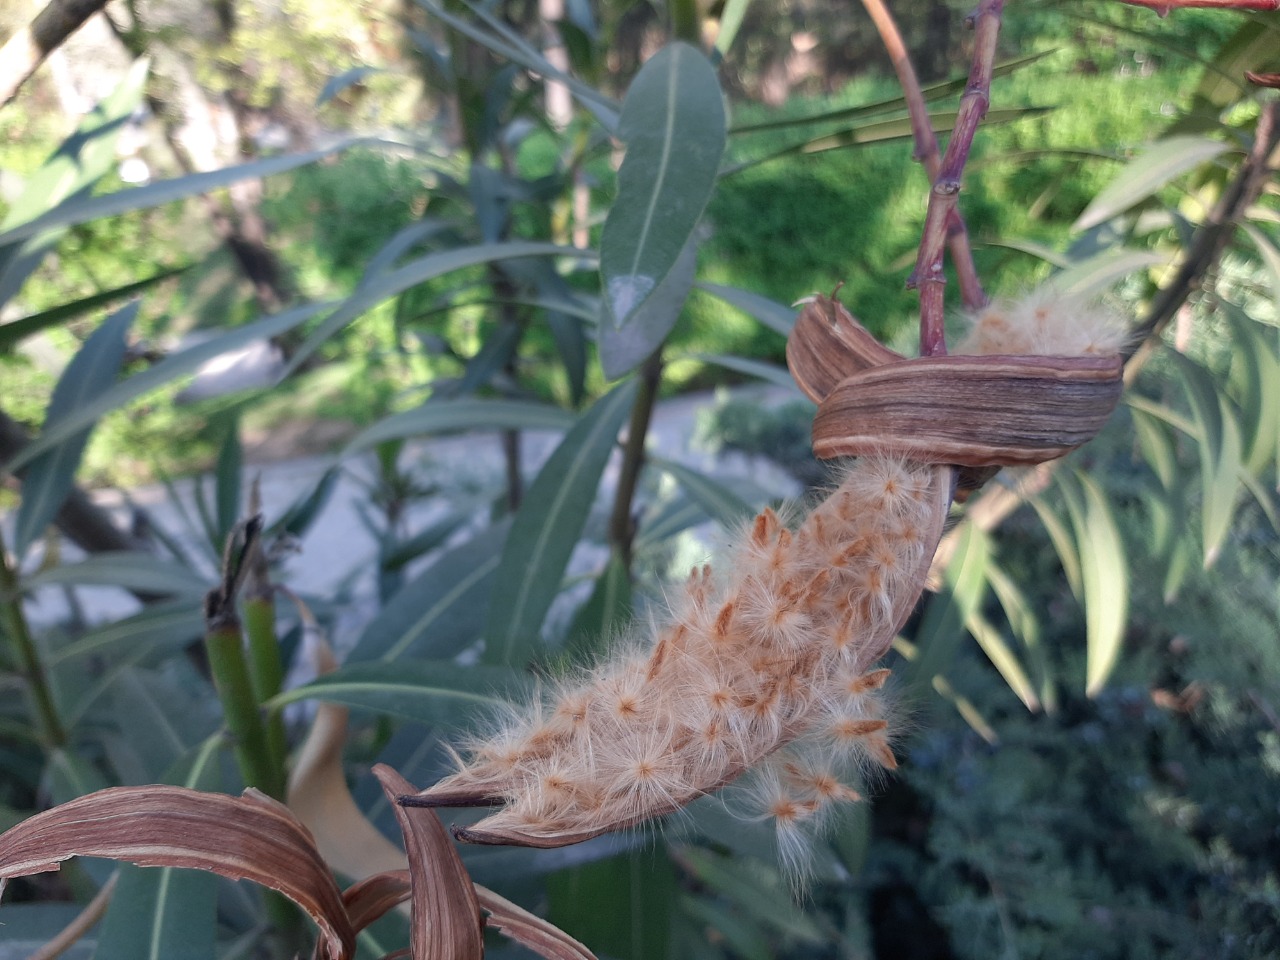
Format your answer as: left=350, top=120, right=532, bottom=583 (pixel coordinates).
left=0, top=785, right=354, bottom=960
left=374, top=765, right=484, bottom=960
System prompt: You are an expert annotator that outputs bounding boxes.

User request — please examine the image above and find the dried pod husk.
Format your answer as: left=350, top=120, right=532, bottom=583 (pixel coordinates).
left=811, top=354, right=1123, bottom=466
left=787, top=294, right=903, bottom=404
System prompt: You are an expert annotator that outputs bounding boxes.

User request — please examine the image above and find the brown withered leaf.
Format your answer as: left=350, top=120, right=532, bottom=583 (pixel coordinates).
left=0, top=785, right=355, bottom=960
left=373, top=765, right=484, bottom=960
left=287, top=695, right=409, bottom=879
left=475, top=884, right=597, bottom=960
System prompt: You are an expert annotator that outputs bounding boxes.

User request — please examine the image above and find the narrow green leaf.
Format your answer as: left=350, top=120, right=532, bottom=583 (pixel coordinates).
left=12, top=302, right=137, bottom=557
left=0, top=267, right=186, bottom=353
left=600, top=42, right=725, bottom=328
left=317, top=66, right=386, bottom=107
left=1074, top=135, right=1233, bottom=231
left=547, top=850, right=678, bottom=960
left=985, top=560, right=1053, bottom=713
left=1045, top=248, right=1166, bottom=298
left=1060, top=472, right=1129, bottom=697
left=25, top=552, right=208, bottom=596
left=907, top=523, right=989, bottom=687
left=714, top=0, right=753, bottom=56
left=1169, top=351, right=1244, bottom=566
left=1239, top=223, right=1280, bottom=317
left=268, top=661, right=527, bottom=726
left=345, top=399, right=573, bottom=457
left=284, top=241, right=577, bottom=376
left=688, top=353, right=798, bottom=389
left=678, top=848, right=824, bottom=943
left=1028, top=493, right=1082, bottom=598
left=563, top=552, right=633, bottom=662
left=3, top=300, right=330, bottom=476
left=693, top=280, right=796, bottom=336
left=348, top=522, right=509, bottom=663
left=1222, top=298, right=1280, bottom=475
left=483, top=380, right=638, bottom=666
left=965, top=610, right=1039, bottom=712
left=0, top=140, right=365, bottom=247
left=649, top=457, right=756, bottom=530
left=599, top=238, right=697, bottom=379
left=50, top=600, right=206, bottom=666
left=420, top=0, right=619, bottom=129
left=214, top=416, right=242, bottom=547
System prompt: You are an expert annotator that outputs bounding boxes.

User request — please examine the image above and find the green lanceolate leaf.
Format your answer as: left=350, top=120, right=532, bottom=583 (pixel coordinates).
left=12, top=302, right=137, bottom=558
left=25, top=552, right=208, bottom=596
left=0, top=59, right=149, bottom=310
left=344, top=398, right=574, bottom=456
left=649, top=456, right=756, bottom=530
left=483, top=379, right=638, bottom=666
left=1045, top=248, right=1166, bottom=298
left=269, top=661, right=527, bottom=727
left=1222, top=299, right=1280, bottom=476
left=689, top=353, right=798, bottom=389
left=714, top=0, right=754, bottom=57
left=0, top=140, right=364, bottom=247
left=1074, top=135, right=1233, bottom=231
left=600, top=42, right=725, bottom=329
left=693, top=281, right=796, bottom=336
left=598, top=237, right=698, bottom=379
left=907, top=522, right=990, bottom=688
left=563, top=551, right=633, bottom=661
left=284, top=241, right=577, bottom=376
left=4, top=300, right=330, bottom=476
left=348, top=522, right=509, bottom=663
left=1059, top=472, right=1129, bottom=697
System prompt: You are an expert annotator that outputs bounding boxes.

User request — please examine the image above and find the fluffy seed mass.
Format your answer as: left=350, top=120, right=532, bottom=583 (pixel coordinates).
left=417, top=455, right=951, bottom=860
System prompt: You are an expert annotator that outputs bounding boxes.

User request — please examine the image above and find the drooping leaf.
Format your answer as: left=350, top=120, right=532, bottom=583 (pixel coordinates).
left=965, top=610, right=1039, bottom=713
left=985, top=560, right=1053, bottom=713
left=598, top=237, right=698, bottom=379
left=25, top=551, right=208, bottom=596
left=1074, top=135, right=1233, bottom=231
left=649, top=456, right=756, bottom=530
left=0, top=140, right=364, bottom=247
left=563, top=552, right=633, bottom=662
left=213, top=417, right=242, bottom=549
left=599, top=42, right=725, bottom=329
left=317, top=66, right=387, bottom=106
left=547, top=849, right=678, bottom=960
left=49, top=600, right=206, bottom=666
left=692, top=281, right=796, bottom=336
left=907, top=523, right=989, bottom=687
left=4, top=300, right=330, bottom=475
left=0, top=59, right=149, bottom=308
left=0, top=785, right=355, bottom=960
left=343, top=399, right=573, bottom=457
left=12, top=302, right=137, bottom=557
left=348, top=523, right=509, bottom=663
left=284, top=241, right=577, bottom=376
left=1059, top=472, right=1129, bottom=697
left=268, top=661, right=527, bottom=727
left=689, top=353, right=799, bottom=389
left=483, top=380, right=637, bottom=666
left=1222, top=298, right=1280, bottom=475
left=0, top=267, right=187, bottom=352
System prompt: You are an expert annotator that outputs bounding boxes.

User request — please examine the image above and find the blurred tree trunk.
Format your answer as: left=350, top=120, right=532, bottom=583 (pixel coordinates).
left=104, top=0, right=295, bottom=315
left=0, top=0, right=110, bottom=108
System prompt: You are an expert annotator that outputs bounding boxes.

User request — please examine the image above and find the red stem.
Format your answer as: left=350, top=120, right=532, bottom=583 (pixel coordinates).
left=860, top=0, right=987, bottom=313
left=910, top=0, right=1005, bottom=358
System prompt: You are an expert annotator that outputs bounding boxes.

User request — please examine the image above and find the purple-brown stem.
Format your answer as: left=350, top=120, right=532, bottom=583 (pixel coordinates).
left=910, top=0, right=1005, bottom=358
left=860, top=0, right=987, bottom=314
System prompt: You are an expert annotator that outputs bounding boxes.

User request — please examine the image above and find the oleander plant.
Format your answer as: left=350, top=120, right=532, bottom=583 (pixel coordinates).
left=1, top=0, right=1279, bottom=958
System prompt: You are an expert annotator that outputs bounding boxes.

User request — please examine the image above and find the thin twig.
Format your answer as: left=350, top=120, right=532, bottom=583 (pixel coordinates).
left=910, top=0, right=1006, bottom=357
left=608, top=351, right=663, bottom=571
left=0, top=527, right=66, bottom=748
left=859, top=0, right=986, bottom=311
left=28, top=871, right=119, bottom=960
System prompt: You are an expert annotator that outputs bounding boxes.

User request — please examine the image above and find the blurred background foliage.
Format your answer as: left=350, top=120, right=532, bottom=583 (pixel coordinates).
left=1, top=0, right=1279, bottom=957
